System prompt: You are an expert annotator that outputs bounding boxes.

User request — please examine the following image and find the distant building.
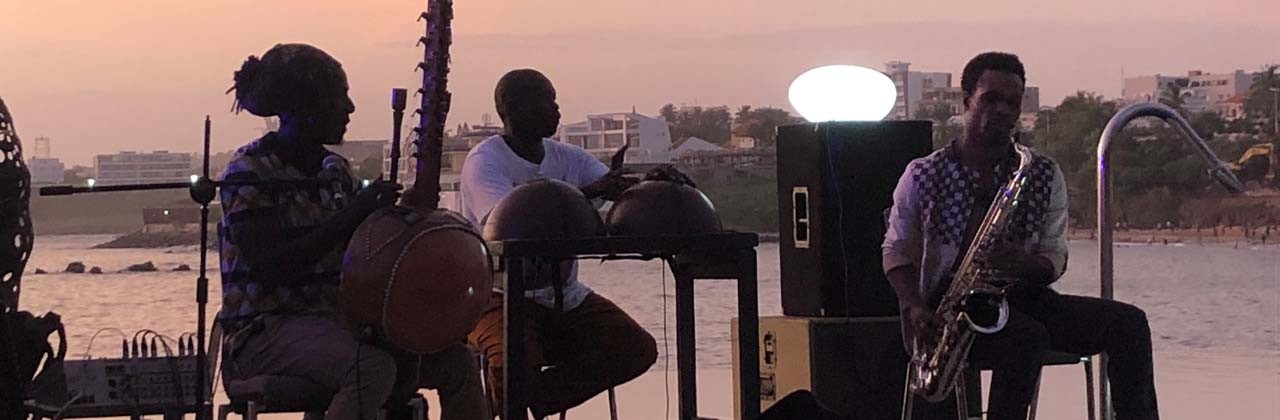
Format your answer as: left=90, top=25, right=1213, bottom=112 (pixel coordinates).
left=1185, top=70, right=1253, bottom=114
left=1022, top=86, right=1041, bottom=113
left=1019, top=112, right=1039, bottom=132
left=918, top=86, right=965, bottom=117
left=671, top=137, right=724, bottom=157
left=556, top=112, right=672, bottom=164
left=29, top=157, right=65, bottom=185
left=1122, top=70, right=1253, bottom=118
left=885, top=61, right=952, bottom=120
left=914, top=84, right=1038, bottom=117
left=94, top=151, right=195, bottom=186
left=1214, top=95, right=1249, bottom=121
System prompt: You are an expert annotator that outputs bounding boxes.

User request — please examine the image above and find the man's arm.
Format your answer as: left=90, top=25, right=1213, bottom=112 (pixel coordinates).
left=882, top=161, right=938, bottom=340
left=460, top=153, right=514, bottom=226
left=222, top=172, right=394, bottom=283
left=882, top=162, right=926, bottom=308
left=1026, top=163, right=1069, bottom=285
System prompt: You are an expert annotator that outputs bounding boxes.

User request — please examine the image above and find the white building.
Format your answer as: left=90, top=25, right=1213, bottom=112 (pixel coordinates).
left=1122, top=70, right=1253, bottom=117
left=885, top=61, right=952, bottom=120
left=556, top=112, right=672, bottom=164
left=29, top=157, right=65, bottom=185
left=1185, top=70, right=1253, bottom=114
left=94, top=151, right=195, bottom=186
left=671, top=137, right=724, bottom=157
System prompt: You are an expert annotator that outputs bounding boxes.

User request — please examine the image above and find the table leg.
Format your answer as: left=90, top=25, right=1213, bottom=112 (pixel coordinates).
left=736, top=250, right=760, bottom=420
left=675, top=267, right=697, bottom=420
left=504, top=257, right=529, bottom=420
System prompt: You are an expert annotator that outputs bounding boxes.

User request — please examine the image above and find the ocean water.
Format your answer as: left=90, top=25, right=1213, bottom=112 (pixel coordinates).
left=18, top=235, right=1278, bottom=367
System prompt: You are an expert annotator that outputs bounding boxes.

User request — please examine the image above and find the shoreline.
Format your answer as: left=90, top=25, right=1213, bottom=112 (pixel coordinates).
left=1066, top=227, right=1278, bottom=246
left=31, top=228, right=1279, bottom=248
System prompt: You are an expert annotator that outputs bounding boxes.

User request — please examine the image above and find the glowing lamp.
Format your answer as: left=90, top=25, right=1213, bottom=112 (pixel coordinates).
left=190, top=174, right=199, bottom=184
left=788, top=65, right=897, bottom=122
left=362, top=179, right=372, bottom=188
left=87, top=178, right=96, bottom=188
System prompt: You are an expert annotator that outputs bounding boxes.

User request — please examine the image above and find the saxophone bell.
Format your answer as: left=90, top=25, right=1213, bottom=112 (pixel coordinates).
left=962, top=290, right=1009, bottom=333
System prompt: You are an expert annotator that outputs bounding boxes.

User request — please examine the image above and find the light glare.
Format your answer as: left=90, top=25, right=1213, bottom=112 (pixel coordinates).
left=788, top=65, right=897, bottom=122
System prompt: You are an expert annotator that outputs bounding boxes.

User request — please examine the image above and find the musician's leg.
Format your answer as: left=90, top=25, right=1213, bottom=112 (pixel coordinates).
left=1017, top=289, right=1158, bottom=420
left=969, top=307, right=1048, bottom=420
left=467, top=292, right=546, bottom=419
left=229, top=314, right=397, bottom=420
left=419, top=342, right=491, bottom=420
left=531, top=292, right=657, bottom=417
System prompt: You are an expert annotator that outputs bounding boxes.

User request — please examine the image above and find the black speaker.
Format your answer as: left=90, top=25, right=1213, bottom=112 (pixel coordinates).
left=776, top=121, right=932, bottom=317
left=733, top=316, right=909, bottom=420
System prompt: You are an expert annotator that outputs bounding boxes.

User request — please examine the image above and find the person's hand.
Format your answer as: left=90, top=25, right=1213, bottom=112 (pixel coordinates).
left=902, top=302, right=940, bottom=347
left=349, top=177, right=402, bottom=217
left=982, top=244, right=1047, bottom=287
left=581, top=170, right=638, bottom=201
left=643, top=164, right=697, bottom=187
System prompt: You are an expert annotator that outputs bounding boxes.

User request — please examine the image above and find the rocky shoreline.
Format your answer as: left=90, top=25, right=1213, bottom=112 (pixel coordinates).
left=93, top=230, right=215, bottom=249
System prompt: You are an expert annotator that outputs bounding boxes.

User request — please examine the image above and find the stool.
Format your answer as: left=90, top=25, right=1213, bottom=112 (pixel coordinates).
left=478, top=355, right=619, bottom=420
left=216, top=375, right=426, bottom=420
left=901, top=351, right=1096, bottom=420
left=554, top=388, right=617, bottom=420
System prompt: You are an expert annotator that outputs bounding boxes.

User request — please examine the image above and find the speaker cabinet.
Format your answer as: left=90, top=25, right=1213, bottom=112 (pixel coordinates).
left=732, top=316, right=908, bottom=420
left=776, top=121, right=932, bottom=317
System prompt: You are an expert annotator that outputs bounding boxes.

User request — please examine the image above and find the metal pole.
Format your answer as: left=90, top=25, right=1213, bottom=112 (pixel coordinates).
left=195, top=116, right=212, bottom=420
left=1096, top=102, right=1244, bottom=420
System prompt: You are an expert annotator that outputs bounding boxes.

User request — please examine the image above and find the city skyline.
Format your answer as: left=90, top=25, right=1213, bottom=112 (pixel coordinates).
left=2, top=1, right=1277, bottom=165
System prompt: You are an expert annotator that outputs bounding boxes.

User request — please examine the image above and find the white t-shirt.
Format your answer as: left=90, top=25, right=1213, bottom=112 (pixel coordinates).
left=460, top=135, right=610, bottom=311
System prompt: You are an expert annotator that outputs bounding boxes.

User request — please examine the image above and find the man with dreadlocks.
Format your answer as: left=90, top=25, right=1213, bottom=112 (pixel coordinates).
left=219, top=43, right=488, bottom=420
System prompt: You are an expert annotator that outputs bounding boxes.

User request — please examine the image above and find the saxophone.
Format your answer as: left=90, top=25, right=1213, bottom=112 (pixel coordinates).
left=908, top=142, right=1036, bottom=403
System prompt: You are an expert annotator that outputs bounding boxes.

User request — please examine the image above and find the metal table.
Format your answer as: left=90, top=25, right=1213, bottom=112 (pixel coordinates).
left=488, top=232, right=760, bottom=420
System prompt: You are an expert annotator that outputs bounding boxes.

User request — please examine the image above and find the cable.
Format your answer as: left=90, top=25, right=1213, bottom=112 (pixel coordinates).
left=81, top=328, right=128, bottom=360
left=660, top=259, right=672, bottom=420
left=49, top=391, right=84, bottom=420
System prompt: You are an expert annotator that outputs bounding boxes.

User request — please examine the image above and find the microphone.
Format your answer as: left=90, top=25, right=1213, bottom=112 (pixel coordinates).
left=320, top=154, right=352, bottom=205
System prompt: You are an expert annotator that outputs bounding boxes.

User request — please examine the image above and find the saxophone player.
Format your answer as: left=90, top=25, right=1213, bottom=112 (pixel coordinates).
left=882, top=52, right=1159, bottom=420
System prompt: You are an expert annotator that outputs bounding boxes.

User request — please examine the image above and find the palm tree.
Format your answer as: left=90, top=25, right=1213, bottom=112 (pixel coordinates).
left=1160, top=83, right=1191, bottom=117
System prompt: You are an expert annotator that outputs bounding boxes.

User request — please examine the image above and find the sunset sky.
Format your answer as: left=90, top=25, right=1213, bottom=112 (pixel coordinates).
left=2, top=0, right=1277, bottom=166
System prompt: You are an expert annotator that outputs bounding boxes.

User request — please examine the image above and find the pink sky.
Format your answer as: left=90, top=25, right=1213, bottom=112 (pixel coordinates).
left=2, top=0, right=1278, bottom=165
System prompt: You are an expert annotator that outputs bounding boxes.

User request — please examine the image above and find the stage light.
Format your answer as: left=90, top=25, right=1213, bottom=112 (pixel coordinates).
left=788, top=65, right=897, bottom=122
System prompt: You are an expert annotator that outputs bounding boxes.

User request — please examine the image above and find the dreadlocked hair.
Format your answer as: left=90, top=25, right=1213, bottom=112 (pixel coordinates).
left=227, top=43, right=347, bottom=117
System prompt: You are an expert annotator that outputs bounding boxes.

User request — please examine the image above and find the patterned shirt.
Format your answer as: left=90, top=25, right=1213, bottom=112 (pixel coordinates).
left=217, top=133, right=358, bottom=329
left=882, top=141, right=1068, bottom=302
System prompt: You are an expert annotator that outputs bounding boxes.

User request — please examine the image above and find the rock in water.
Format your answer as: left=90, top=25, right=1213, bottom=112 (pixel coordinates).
left=65, top=262, right=86, bottom=273
left=125, top=261, right=158, bottom=272
left=88, top=267, right=103, bottom=274
left=173, top=264, right=192, bottom=272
